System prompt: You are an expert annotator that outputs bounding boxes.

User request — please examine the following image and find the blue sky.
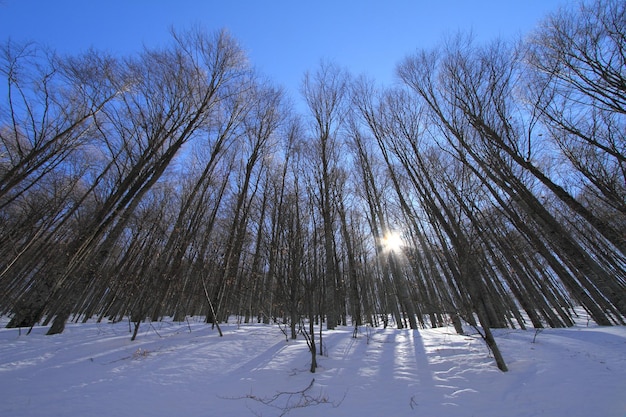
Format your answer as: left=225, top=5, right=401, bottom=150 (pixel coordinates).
left=1, top=0, right=568, bottom=101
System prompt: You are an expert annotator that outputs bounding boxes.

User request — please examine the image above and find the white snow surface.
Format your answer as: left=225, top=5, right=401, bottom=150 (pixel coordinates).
left=1, top=315, right=625, bottom=417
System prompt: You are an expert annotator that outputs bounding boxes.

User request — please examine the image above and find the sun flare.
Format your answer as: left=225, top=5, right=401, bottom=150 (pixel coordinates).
left=381, top=231, right=403, bottom=253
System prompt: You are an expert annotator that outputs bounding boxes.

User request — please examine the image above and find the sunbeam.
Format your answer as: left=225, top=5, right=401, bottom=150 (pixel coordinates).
left=381, top=231, right=403, bottom=253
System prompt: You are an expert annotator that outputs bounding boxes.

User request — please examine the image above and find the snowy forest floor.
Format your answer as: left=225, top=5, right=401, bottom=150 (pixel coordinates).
left=1, top=314, right=625, bottom=417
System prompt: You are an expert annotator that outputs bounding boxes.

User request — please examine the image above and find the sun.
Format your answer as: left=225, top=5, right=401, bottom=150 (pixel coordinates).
left=381, top=231, right=403, bottom=253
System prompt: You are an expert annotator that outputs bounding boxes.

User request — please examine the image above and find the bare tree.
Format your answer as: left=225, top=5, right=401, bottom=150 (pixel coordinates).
left=0, top=42, right=122, bottom=206
left=212, top=81, right=284, bottom=324
left=301, top=61, right=349, bottom=330
left=3, top=28, right=251, bottom=333
left=523, top=0, right=626, bottom=250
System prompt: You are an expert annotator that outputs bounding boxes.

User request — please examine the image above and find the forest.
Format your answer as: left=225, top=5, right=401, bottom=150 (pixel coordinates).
left=1, top=0, right=624, bottom=374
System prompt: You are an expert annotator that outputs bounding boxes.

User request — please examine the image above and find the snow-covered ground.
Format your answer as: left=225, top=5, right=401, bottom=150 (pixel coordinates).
left=1, top=315, right=625, bottom=417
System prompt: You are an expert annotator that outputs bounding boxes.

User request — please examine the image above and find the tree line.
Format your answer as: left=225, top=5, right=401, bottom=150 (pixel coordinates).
left=1, top=0, right=624, bottom=372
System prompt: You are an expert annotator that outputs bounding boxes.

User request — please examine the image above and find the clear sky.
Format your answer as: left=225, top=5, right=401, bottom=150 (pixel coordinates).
left=1, top=0, right=569, bottom=102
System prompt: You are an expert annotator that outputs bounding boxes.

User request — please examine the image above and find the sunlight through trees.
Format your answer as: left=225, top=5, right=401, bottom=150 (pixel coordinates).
left=1, top=0, right=624, bottom=373
left=380, top=231, right=404, bottom=254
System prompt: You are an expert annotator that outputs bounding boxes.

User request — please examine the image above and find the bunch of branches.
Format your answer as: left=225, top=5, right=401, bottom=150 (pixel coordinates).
left=227, top=378, right=345, bottom=417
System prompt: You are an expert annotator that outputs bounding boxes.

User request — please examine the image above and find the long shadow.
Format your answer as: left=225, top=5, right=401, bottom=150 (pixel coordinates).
left=407, top=329, right=441, bottom=410
left=323, top=328, right=441, bottom=414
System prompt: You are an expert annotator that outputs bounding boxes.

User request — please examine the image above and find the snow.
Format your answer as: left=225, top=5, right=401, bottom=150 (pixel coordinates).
left=1, top=316, right=625, bottom=417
